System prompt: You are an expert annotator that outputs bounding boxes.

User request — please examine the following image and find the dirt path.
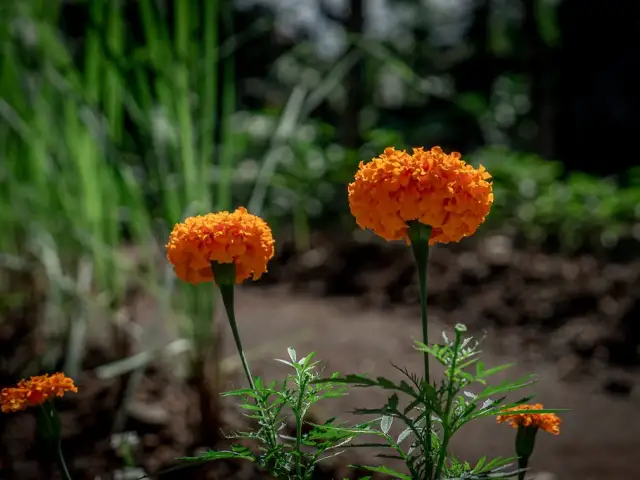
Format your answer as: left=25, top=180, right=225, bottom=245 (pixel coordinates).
left=221, top=287, right=640, bottom=480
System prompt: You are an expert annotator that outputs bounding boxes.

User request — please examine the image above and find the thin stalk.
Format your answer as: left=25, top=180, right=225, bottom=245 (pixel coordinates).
left=407, top=221, right=433, bottom=479
left=411, top=241, right=430, bottom=384
left=517, top=456, right=528, bottom=480
left=56, top=441, right=72, bottom=480
left=515, top=426, right=537, bottom=480
left=433, top=328, right=463, bottom=479
left=294, top=411, right=303, bottom=477
left=210, top=261, right=279, bottom=456
left=38, top=404, right=72, bottom=480
left=210, top=262, right=254, bottom=389
left=293, top=372, right=308, bottom=478
left=407, top=222, right=432, bottom=384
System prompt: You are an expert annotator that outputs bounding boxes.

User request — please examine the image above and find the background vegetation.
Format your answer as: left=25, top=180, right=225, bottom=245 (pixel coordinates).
left=1, top=0, right=639, bottom=477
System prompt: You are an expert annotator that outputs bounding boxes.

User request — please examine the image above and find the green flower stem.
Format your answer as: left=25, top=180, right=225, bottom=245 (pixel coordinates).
left=37, top=404, right=72, bottom=480
left=517, top=456, right=529, bottom=480
left=407, top=221, right=433, bottom=479
left=210, top=262, right=279, bottom=456
left=56, top=441, right=72, bottom=480
left=407, top=222, right=432, bottom=385
left=515, top=426, right=538, bottom=480
left=210, top=261, right=255, bottom=390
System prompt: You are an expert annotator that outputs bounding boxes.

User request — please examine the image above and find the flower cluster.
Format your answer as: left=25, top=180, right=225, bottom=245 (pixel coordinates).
left=496, top=403, right=561, bottom=435
left=1, top=373, right=78, bottom=413
left=348, top=146, right=493, bottom=244
left=166, top=207, right=275, bottom=285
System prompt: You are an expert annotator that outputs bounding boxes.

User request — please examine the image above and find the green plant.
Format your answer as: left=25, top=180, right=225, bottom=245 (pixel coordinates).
left=307, top=224, right=564, bottom=480
left=166, top=147, right=565, bottom=480
left=470, top=146, right=640, bottom=252
left=179, top=348, right=364, bottom=479
left=313, top=325, right=563, bottom=479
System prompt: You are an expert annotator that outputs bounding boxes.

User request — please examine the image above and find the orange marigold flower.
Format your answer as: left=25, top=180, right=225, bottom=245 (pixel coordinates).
left=496, top=403, right=561, bottom=435
left=348, top=146, right=493, bottom=244
left=166, top=207, right=275, bottom=285
left=1, top=373, right=78, bottom=414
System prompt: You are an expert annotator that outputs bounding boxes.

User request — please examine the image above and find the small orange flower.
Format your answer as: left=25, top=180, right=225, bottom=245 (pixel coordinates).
left=348, top=146, right=493, bottom=245
left=1, top=373, right=78, bottom=414
left=166, top=207, right=275, bottom=285
left=496, top=403, right=561, bottom=435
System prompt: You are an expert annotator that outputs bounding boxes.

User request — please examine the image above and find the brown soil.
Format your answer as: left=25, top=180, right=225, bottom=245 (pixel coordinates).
left=1, top=234, right=639, bottom=479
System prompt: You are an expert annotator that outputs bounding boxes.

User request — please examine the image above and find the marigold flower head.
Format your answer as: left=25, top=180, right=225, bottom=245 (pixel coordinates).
left=1, top=373, right=78, bottom=414
left=166, top=207, right=275, bottom=285
left=496, top=403, right=561, bottom=435
left=348, top=146, right=493, bottom=245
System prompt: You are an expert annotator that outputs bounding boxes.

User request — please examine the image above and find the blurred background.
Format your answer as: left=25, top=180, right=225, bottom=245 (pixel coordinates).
left=1, top=0, right=639, bottom=479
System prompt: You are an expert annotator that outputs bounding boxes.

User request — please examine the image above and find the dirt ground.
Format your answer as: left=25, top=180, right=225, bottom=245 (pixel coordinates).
left=230, top=287, right=640, bottom=480
left=1, top=233, right=639, bottom=479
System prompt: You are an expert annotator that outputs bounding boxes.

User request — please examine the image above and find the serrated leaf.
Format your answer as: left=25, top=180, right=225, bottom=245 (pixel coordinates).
left=380, top=415, right=393, bottom=434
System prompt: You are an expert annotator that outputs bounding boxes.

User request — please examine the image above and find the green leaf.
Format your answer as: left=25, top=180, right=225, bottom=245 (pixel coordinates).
left=493, top=407, right=570, bottom=416
left=375, top=454, right=405, bottom=461
left=274, top=358, right=295, bottom=368
left=388, top=393, right=399, bottom=411
left=476, top=361, right=516, bottom=379
left=397, top=427, right=412, bottom=445
left=474, top=376, right=537, bottom=401
left=473, top=456, right=487, bottom=473
left=222, top=388, right=259, bottom=398
left=380, top=415, right=393, bottom=434
left=355, top=465, right=412, bottom=480
left=177, top=445, right=256, bottom=463
left=315, top=374, right=419, bottom=398
left=480, top=455, right=516, bottom=473
left=301, top=351, right=316, bottom=368
left=287, top=347, right=297, bottom=362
